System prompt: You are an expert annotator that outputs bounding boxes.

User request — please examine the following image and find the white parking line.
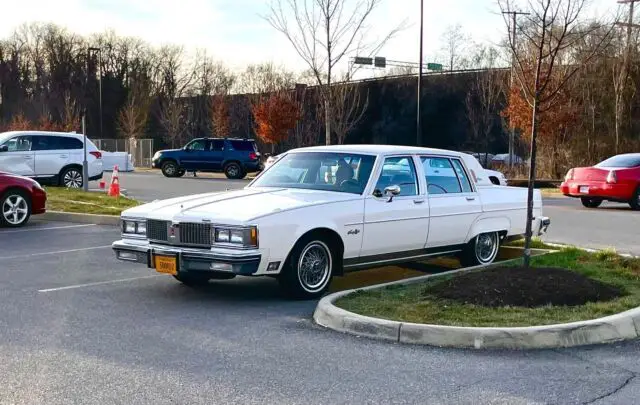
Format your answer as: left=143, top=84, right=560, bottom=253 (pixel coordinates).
left=38, top=275, right=161, bottom=293
left=0, top=224, right=96, bottom=234
left=0, top=245, right=112, bottom=260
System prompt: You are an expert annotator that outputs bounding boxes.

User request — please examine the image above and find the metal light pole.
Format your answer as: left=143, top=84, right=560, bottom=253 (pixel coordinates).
left=88, top=47, right=103, bottom=138
left=417, top=0, right=424, bottom=147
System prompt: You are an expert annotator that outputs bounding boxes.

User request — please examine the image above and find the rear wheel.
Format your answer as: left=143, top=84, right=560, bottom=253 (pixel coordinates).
left=279, top=236, right=335, bottom=300
left=60, top=167, right=83, bottom=188
left=581, top=197, right=603, bottom=209
left=1, top=190, right=31, bottom=228
left=161, top=161, right=179, bottom=177
left=629, top=187, right=640, bottom=211
left=224, top=162, right=244, bottom=179
left=459, top=232, right=500, bottom=267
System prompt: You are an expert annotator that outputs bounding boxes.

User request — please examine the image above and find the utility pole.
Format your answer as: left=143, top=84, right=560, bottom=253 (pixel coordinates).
left=615, top=0, right=640, bottom=153
left=502, top=10, right=529, bottom=168
left=417, top=0, right=424, bottom=147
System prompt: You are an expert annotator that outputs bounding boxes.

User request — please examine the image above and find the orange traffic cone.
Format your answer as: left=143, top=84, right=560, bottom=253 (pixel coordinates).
left=108, top=165, right=120, bottom=197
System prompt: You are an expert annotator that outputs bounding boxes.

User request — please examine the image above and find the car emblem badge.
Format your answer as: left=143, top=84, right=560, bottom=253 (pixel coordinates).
left=347, top=229, right=360, bottom=235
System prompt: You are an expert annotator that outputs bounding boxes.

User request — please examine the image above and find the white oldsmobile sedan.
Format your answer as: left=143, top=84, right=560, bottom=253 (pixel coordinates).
left=113, top=145, right=550, bottom=299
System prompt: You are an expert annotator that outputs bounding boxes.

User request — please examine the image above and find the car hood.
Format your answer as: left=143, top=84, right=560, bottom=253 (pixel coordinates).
left=122, top=187, right=360, bottom=224
left=156, top=148, right=182, bottom=155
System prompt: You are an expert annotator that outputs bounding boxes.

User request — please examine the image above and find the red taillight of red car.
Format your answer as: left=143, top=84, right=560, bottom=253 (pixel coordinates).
left=564, top=169, right=574, bottom=181
left=90, top=151, right=102, bottom=159
left=606, top=170, right=617, bottom=184
left=249, top=152, right=257, bottom=160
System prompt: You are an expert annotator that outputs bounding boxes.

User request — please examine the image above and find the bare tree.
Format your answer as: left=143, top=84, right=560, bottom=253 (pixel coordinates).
left=156, top=46, right=193, bottom=148
left=440, top=24, right=471, bottom=71
left=117, top=78, right=151, bottom=139
left=235, top=63, right=296, bottom=96
left=465, top=67, right=506, bottom=162
left=499, top=0, right=614, bottom=267
left=266, top=0, right=404, bottom=145
left=330, top=77, right=369, bottom=144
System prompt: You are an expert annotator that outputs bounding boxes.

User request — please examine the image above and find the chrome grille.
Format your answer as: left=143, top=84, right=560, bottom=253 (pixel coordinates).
left=147, top=219, right=169, bottom=242
left=179, top=223, right=212, bottom=246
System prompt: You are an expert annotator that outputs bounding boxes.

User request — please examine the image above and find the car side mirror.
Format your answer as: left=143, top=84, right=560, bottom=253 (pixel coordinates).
left=0, top=145, right=7, bottom=152
left=375, top=185, right=401, bottom=202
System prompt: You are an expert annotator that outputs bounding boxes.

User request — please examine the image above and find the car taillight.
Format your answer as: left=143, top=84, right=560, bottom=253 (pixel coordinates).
left=565, top=169, right=574, bottom=181
left=606, top=170, right=617, bottom=184
left=249, top=152, right=257, bottom=160
left=90, top=151, right=102, bottom=159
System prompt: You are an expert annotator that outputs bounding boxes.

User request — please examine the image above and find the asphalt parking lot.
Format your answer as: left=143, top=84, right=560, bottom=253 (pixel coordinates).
left=2, top=219, right=640, bottom=404
left=100, top=170, right=640, bottom=256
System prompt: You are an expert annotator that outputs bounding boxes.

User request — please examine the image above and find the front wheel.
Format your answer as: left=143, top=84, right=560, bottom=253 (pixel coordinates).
left=279, top=237, right=335, bottom=300
left=459, top=232, right=500, bottom=267
left=581, top=197, right=602, bottom=208
left=161, top=161, right=179, bottom=177
left=1, top=190, right=31, bottom=228
left=630, top=187, right=640, bottom=211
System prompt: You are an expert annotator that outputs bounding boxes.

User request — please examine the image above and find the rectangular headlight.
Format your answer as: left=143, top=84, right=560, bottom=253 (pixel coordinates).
left=213, top=226, right=258, bottom=248
left=122, top=219, right=146, bottom=236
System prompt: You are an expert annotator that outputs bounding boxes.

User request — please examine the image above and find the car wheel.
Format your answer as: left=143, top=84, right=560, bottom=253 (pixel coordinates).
left=224, top=162, right=244, bottom=179
left=459, top=232, right=500, bottom=267
left=279, top=236, right=335, bottom=300
left=161, top=161, right=179, bottom=177
left=173, top=273, right=211, bottom=286
left=61, top=167, right=83, bottom=188
left=629, top=187, right=640, bottom=211
left=581, top=197, right=602, bottom=208
left=1, top=190, right=31, bottom=228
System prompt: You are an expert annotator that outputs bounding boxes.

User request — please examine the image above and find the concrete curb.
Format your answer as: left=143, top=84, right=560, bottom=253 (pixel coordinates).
left=313, top=257, right=640, bottom=350
left=41, top=211, right=120, bottom=226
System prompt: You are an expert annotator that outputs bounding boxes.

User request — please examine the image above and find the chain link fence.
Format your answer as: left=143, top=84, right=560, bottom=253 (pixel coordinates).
left=92, top=138, right=155, bottom=168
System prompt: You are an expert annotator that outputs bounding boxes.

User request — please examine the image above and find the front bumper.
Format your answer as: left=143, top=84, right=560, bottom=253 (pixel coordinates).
left=537, top=216, right=551, bottom=236
left=112, top=240, right=262, bottom=276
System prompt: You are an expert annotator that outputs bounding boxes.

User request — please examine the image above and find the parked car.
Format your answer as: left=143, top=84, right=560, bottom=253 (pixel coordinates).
left=152, top=138, right=262, bottom=179
left=491, top=153, right=524, bottom=166
left=561, top=153, right=640, bottom=210
left=0, top=131, right=103, bottom=188
left=113, top=145, right=550, bottom=299
left=0, top=171, right=46, bottom=227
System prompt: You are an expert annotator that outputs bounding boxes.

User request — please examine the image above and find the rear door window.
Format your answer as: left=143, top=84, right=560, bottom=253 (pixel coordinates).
left=210, top=140, right=225, bottom=151
left=421, top=157, right=462, bottom=195
left=57, top=136, right=83, bottom=150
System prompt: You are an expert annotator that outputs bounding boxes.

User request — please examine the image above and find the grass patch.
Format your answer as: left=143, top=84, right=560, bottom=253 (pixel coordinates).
left=336, top=248, right=640, bottom=327
left=45, top=187, right=140, bottom=216
left=504, top=237, right=559, bottom=250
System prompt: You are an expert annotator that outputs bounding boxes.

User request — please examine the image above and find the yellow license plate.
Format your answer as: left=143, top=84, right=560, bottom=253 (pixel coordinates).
left=154, top=255, right=178, bottom=276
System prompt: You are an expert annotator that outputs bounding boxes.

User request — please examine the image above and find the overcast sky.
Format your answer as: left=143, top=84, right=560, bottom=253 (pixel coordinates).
left=0, top=0, right=619, bottom=74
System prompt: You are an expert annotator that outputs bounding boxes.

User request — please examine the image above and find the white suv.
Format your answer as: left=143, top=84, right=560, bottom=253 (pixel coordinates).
left=0, top=131, right=103, bottom=188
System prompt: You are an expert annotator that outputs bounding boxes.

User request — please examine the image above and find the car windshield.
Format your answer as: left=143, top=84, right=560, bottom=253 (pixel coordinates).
left=250, top=152, right=376, bottom=194
left=595, top=155, right=640, bottom=168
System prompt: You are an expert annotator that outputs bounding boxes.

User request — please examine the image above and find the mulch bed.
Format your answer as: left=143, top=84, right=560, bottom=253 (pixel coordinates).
left=424, top=266, right=625, bottom=308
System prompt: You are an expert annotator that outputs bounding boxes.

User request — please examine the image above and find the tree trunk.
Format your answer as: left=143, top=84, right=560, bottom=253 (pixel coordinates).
left=523, top=95, right=539, bottom=269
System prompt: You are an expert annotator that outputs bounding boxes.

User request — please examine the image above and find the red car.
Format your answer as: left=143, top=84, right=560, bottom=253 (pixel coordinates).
left=561, top=153, right=640, bottom=210
left=0, top=171, right=47, bottom=227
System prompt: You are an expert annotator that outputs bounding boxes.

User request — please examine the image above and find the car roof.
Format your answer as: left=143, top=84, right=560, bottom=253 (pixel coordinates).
left=290, top=144, right=465, bottom=157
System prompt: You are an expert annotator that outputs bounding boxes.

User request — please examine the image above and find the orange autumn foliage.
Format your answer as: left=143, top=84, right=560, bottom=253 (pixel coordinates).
left=252, top=93, right=301, bottom=144
left=6, top=113, right=32, bottom=131
left=502, top=83, right=579, bottom=146
left=211, top=95, right=230, bottom=137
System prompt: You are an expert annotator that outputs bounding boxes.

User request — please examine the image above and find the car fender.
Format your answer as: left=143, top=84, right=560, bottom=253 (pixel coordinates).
left=465, top=216, right=511, bottom=243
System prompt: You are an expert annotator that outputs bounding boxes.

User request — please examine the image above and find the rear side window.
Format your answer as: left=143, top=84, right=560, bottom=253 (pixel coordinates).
left=58, top=137, right=83, bottom=150
left=451, top=159, right=473, bottom=193
left=33, top=136, right=83, bottom=151
left=229, top=140, right=256, bottom=152
left=421, top=157, right=462, bottom=195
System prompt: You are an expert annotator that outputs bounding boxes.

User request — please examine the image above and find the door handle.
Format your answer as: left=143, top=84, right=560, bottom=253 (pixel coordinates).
left=414, top=199, right=425, bottom=204
left=466, top=197, right=476, bottom=201
left=24, top=156, right=32, bottom=159
left=59, top=155, right=68, bottom=158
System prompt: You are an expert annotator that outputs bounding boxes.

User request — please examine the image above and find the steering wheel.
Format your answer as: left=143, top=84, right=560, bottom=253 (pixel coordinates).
left=428, top=183, right=448, bottom=194
left=340, top=179, right=360, bottom=189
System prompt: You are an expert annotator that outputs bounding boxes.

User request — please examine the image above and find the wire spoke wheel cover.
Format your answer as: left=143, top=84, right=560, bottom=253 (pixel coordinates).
left=297, top=241, right=332, bottom=293
left=2, top=195, right=29, bottom=225
left=63, top=169, right=83, bottom=188
left=475, top=232, right=499, bottom=264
